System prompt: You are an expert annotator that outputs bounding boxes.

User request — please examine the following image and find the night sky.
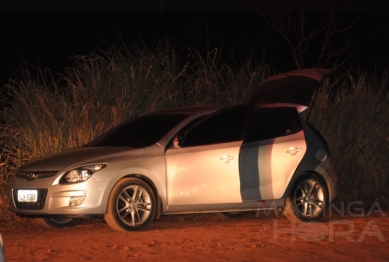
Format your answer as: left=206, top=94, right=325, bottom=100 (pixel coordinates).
left=1, top=11, right=389, bottom=87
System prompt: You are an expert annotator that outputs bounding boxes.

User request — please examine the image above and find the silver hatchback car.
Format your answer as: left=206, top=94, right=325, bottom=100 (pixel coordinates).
left=8, top=68, right=337, bottom=231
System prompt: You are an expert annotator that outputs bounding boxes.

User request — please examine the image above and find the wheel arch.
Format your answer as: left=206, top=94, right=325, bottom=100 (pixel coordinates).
left=114, top=173, right=162, bottom=219
left=282, top=170, right=329, bottom=201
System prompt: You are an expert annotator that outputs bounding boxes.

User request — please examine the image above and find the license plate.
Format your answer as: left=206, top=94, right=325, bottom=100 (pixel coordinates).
left=17, top=190, right=38, bottom=202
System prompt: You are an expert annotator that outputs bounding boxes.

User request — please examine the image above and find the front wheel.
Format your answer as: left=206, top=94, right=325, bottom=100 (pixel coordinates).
left=35, top=217, right=78, bottom=228
left=221, top=211, right=246, bottom=219
left=283, top=174, right=328, bottom=222
left=104, top=178, right=156, bottom=231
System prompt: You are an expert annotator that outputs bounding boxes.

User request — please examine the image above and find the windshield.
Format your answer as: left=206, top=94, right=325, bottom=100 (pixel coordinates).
left=86, top=113, right=190, bottom=148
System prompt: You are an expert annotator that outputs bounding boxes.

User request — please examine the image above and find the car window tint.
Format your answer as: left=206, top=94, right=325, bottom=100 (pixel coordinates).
left=243, top=107, right=302, bottom=143
left=87, top=113, right=190, bottom=148
left=183, top=106, right=249, bottom=147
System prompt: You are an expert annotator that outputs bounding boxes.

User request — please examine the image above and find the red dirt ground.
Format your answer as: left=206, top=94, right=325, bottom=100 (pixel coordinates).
left=1, top=211, right=389, bottom=262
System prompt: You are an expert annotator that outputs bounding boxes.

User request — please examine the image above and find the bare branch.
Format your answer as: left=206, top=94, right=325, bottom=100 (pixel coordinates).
left=260, top=12, right=358, bottom=70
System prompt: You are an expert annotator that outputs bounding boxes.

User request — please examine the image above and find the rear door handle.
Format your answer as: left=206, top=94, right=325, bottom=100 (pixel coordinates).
left=220, top=154, right=235, bottom=163
left=286, top=146, right=302, bottom=155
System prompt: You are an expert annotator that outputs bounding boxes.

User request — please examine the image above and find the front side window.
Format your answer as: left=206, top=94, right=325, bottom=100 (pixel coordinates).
left=243, top=107, right=302, bottom=143
left=182, top=106, right=249, bottom=147
left=86, top=113, right=190, bottom=148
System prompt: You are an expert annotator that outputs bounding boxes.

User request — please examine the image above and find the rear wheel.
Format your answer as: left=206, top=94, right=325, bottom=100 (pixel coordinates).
left=104, top=178, right=156, bottom=231
left=283, top=174, right=327, bottom=222
left=35, top=217, right=78, bottom=228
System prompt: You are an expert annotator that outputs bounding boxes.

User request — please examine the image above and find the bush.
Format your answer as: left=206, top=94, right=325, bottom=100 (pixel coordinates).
left=308, top=70, right=389, bottom=204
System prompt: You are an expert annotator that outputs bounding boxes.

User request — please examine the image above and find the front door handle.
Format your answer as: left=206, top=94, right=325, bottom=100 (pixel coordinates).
left=286, top=146, right=302, bottom=155
left=220, top=154, right=235, bottom=163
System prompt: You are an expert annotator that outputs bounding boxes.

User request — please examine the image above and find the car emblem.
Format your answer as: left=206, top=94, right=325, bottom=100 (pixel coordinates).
left=27, top=173, right=38, bottom=181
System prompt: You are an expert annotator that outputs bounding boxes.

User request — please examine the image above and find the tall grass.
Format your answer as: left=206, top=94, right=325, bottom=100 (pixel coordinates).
left=308, top=70, right=389, bottom=204
left=1, top=39, right=388, bottom=211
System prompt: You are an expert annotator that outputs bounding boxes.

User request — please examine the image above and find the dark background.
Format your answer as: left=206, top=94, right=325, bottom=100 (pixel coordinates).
left=1, top=7, right=389, bottom=87
left=2, top=0, right=389, bottom=12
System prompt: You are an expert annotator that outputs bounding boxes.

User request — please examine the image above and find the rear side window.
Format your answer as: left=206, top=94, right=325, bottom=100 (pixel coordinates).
left=183, top=106, right=249, bottom=147
left=243, top=107, right=302, bottom=143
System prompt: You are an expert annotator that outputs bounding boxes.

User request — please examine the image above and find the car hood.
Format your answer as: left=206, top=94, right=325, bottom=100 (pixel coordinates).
left=17, top=147, right=145, bottom=172
left=249, top=68, right=331, bottom=106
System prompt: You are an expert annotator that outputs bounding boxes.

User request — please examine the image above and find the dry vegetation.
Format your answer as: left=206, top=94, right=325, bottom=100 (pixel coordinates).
left=309, top=72, right=389, bottom=204
left=1, top=40, right=388, bottom=223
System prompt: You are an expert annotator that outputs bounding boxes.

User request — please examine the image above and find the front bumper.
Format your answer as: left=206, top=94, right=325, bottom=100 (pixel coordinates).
left=8, top=175, right=111, bottom=216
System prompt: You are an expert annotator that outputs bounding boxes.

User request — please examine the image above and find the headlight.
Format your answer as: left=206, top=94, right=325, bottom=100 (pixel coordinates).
left=61, top=164, right=107, bottom=183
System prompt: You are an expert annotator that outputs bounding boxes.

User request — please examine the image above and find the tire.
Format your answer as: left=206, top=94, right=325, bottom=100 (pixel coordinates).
left=221, top=211, right=245, bottom=219
left=35, top=217, right=78, bottom=228
left=104, top=178, right=156, bottom=231
left=283, top=174, right=328, bottom=222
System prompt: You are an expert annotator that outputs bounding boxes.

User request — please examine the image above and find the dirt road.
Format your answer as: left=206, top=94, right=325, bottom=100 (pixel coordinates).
left=1, top=211, right=389, bottom=261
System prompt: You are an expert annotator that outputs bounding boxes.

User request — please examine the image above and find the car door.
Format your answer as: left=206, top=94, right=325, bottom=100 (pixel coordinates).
left=239, top=107, right=306, bottom=201
left=165, top=106, right=249, bottom=206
